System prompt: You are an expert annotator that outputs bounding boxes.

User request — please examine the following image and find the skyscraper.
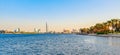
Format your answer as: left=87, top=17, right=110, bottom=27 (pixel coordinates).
left=46, top=22, right=48, bottom=33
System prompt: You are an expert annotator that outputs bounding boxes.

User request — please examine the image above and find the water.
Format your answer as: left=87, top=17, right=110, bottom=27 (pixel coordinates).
left=0, top=34, right=120, bottom=55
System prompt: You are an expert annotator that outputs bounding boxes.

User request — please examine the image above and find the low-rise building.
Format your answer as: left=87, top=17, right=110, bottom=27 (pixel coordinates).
left=63, top=29, right=70, bottom=34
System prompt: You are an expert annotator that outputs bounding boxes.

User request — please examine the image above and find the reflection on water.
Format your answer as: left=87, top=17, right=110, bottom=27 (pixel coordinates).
left=108, top=37, right=113, bottom=46
left=108, top=37, right=120, bottom=47
left=84, top=37, right=96, bottom=44
left=0, top=34, right=120, bottom=55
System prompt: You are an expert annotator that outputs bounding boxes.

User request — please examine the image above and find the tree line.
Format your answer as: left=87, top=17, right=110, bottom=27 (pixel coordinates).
left=80, top=19, right=120, bottom=34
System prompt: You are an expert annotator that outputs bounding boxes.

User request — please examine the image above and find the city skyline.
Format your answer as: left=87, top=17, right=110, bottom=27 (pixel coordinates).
left=0, top=0, right=120, bottom=32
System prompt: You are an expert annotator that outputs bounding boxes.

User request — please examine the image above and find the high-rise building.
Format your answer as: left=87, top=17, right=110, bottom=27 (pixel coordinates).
left=46, top=22, right=48, bottom=33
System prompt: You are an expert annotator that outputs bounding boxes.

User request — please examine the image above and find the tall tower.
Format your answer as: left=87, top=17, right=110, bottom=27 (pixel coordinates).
left=46, top=22, right=48, bottom=33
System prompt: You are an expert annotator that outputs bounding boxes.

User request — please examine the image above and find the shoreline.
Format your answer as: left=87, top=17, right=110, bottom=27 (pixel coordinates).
left=87, top=34, right=120, bottom=38
left=1, top=33, right=120, bottom=38
left=76, top=33, right=120, bottom=38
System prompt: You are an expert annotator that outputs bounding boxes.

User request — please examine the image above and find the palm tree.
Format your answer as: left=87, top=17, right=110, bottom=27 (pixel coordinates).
left=107, top=20, right=112, bottom=33
left=103, top=22, right=109, bottom=33
left=111, top=19, right=117, bottom=33
left=115, top=19, right=120, bottom=32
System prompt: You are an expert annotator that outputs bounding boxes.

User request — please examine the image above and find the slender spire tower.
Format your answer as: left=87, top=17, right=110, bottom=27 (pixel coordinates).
left=46, top=22, right=48, bottom=33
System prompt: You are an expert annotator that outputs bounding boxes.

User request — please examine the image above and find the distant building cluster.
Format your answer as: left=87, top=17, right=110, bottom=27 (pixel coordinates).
left=0, top=28, right=41, bottom=34
left=0, top=22, right=81, bottom=34
left=0, top=28, right=80, bottom=34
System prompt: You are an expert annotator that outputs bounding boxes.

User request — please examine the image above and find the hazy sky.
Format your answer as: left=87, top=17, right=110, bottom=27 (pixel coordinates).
left=0, top=0, right=120, bottom=32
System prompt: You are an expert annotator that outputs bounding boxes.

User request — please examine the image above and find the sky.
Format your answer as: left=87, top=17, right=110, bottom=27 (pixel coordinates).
left=0, top=0, right=120, bottom=32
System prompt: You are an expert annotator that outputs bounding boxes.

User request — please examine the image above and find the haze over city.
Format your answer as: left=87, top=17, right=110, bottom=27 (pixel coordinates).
left=0, top=0, right=120, bottom=32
